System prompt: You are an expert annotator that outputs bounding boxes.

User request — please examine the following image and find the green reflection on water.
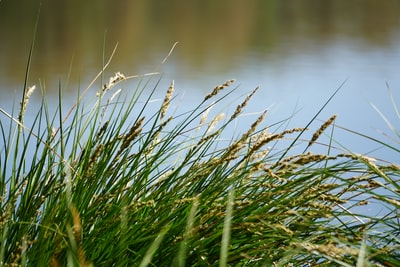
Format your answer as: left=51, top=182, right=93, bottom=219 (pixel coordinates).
left=0, top=0, right=399, bottom=88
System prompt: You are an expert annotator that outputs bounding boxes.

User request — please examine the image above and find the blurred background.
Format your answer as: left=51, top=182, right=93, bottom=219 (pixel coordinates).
left=1, top=0, right=399, bottom=159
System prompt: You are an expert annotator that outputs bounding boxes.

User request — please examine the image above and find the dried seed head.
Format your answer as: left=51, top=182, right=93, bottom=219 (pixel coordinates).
left=357, top=200, right=369, bottom=206
left=26, top=85, right=36, bottom=99
left=290, top=152, right=330, bottom=166
left=249, top=149, right=270, bottom=162
left=299, top=242, right=358, bottom=258
left=161, top=80, right=174, bottom=120
left=249, top=127, right=305, bottom=157
left=87, top=144, right=104, bottom=173
left=239, top=110, right=268, bottom=145
left=119, top=117, right=145, bottom=152
left=51, top=127, right=57, bottom=139
left=308, top=115, right=337, bottom=148
left=98, top=72, right=125, bottom=97
left=387, top=164, right=400, bottom=171
left=197, top=129, right=221, bottom=147
left=174, top=197, right=198, bottom=205
left=356, top=154, right=376, bottom=164
left=221, top=110, right=267, bottom=162
left=96, top=120, right=109, bottom=141
left=19, top=85, right=36, bottom=123
left=250, top=128, right=269, bottom=143
left=207, top=113, right=225, bottom=133
left=127, top=200, right=155, bottom=211
left=264, top=168, right=287, bottom=182
left=152, top=169, right=174, bottom=187
left=200, top=102, right=215, bottom=126
left=273, top=224, right=293, bottom=235
left=249, top=110, right=267, bottom=134
left=379, top=197, right=400, bottom=207
left=230, top=86, right=259, bottom=120
left=319, top=193, right=347, bottom=204
left=204, top=79, right=235, bottom=101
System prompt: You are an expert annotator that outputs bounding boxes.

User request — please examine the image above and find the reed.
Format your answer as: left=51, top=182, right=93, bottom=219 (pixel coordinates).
left=0, top=64, right=399, bottom=266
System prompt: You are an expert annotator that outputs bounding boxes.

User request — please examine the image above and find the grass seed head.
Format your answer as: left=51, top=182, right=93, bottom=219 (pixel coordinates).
left=96, top=120, right=109, bottom=141
left=87, top=144, right=104, bottom=174
left=299, top=242, right=358, bottom=258
left=200, top=102, right=215, bottom=126
left=197, top=129, right=221, bottom=147
left=248, top=110, right=267, bottom=134
left=207, top=113, right=225, bottom=133
left=264, top=168, right=287, bottom=182
left=248, top=127, right=304, bottom=158
left=18, top=85, right=36, bottom=123
left=98, top=72, right=125, bottom=97
left=377, top=196, right=400, bottom=207
left=128, top=200, right=155, bottom=211
left=204, top=79, right=235, bottom=101
left=230, top=86, right=259, bottom=120
left=119, top=116, right=145, bottom=152
left=249, top=149, right=270, bottom=162
left=291, top=152, right=330, bottom=166
left=161, top=80, right=174, bottom=120
left=308, top=114, right=337, bottom=148
left=235, top=110, right=267, bottom=151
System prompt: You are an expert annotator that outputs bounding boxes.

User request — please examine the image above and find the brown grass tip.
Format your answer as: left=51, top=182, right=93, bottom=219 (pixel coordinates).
left=161, top=80, right=174, bottom=119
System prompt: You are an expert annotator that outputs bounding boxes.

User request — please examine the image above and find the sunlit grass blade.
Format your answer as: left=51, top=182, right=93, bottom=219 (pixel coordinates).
left=219, top=189, right=234, bottom=267
left=370, top=102, right=400, bottom=138
left=138, top=225, right=170, bottom=267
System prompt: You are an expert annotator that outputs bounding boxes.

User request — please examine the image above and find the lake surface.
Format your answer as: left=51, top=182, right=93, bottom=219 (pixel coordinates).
left=1, top=0, right=400, bottom=161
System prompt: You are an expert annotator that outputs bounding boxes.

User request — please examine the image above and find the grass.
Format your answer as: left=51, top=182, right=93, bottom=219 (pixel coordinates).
left=0, top=49, right=400, bottom=266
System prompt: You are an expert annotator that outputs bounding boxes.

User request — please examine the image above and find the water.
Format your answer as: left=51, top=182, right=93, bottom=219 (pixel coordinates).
left=1, top=0, right=400, bottom=161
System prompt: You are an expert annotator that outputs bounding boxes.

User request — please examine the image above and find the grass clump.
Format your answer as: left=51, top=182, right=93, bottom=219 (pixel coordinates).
left=0, top=63, right=399, bottom=266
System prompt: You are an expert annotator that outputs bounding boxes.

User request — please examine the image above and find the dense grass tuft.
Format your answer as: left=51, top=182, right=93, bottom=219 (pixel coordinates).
left=0, top=66, right=399, bottom=266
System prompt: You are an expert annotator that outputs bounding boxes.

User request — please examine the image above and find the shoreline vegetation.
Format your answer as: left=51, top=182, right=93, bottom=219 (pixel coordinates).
left=1, top=47, right=399, bottom=266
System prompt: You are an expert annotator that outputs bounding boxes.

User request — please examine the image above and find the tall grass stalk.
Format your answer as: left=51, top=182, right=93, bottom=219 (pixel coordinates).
left=0, top=60, right=399, bottom=266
